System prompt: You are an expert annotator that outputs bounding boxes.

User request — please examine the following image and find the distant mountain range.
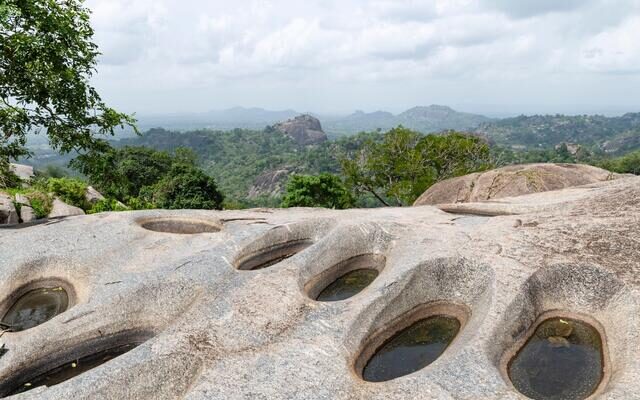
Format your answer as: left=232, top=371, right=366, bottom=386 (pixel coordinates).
left=136, top=105, right=492, bottom=136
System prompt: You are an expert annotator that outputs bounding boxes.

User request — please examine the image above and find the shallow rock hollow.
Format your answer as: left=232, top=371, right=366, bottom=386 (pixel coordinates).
left=0, top=176, right=639, bottom=399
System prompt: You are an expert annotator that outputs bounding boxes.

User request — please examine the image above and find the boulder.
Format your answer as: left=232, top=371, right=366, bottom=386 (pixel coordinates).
left=13, top=193, right=37, bottom=223
left=14, top=193, right=30, bottom=207
left=0, top=192, right=19, bottom=224
left=9, top=163, right=34, bottom=181
left=48, top=198, right=85, bottom=219
left=272, top=114, right=327, bottom=146
left=414, top=163, right=628, bottom=206
left=19, top=206, right=37, bottom=223
left=85, top=186, right=105, bottom=204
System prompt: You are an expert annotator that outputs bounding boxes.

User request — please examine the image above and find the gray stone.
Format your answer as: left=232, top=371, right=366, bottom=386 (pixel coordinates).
left=47, top=198, right=85, bottom=219
left=0, top=176, right=638, bottom=399
left=14, top=193, right=30, bottom=207
left=19, top=205, right=37, bottom=223
left=0, top=192, right=19, bottom=225
left=84, top=186, right=105, bottom=204
left=272, top=114, right=327, bottom=145
left=414, top=163, right=628, bottom=206
left=9, top=163, right=34, bottom=181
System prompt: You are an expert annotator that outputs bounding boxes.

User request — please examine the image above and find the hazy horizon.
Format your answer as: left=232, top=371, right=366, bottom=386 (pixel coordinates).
left=86, top=0, right=640, bottom=117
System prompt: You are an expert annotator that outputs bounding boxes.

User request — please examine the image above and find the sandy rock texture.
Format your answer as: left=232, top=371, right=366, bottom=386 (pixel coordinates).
left=0, top=176, right=638, bottom=399
left=414, top=163, right=627, bottom=206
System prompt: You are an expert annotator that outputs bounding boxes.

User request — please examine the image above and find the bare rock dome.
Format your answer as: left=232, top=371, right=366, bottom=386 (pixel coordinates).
left=272, top=114, right=327, bottom=146
left=414, top=163, right=630, bottom=206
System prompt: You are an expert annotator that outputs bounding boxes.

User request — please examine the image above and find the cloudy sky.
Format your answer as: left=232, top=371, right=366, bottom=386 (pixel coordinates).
left=85, top=0, right=640, bottom=116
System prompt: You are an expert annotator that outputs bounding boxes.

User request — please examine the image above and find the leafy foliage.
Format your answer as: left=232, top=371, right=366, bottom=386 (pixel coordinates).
left=87, top=198, right=128, bottom=214
left=341, top=127, right=493, bottom=206
left=0, top=0, right=136, bottom=179
left=281, top=173, right=355, bottom=209
left=598, top=150, right=640, bottom=175
left=72, top=146, right=224, bottom=210
left=25, top=190, right=51, bottom=218
left=44, top=177, right=88, bottom=209
left=139, top=163, right=224, bottom=210
left=0, top=166, right=21, bottom=188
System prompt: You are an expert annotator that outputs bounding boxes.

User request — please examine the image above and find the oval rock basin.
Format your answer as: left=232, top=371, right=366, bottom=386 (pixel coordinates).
left=508, top=317, right=605, bottom=400
left=237, top=239, right=312, bottom=270
left=316, top=269, right=379, bottom=302
left=1, top=287, right=69, bottom=332
left=362, top=315, right=461, bottom=382
left=140, top=218, right=220, bottom=234
left=7, top=343, right=139, bottom=396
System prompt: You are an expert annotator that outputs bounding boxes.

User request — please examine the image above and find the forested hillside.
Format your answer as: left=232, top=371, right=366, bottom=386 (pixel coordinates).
left=118, top=128, right=364, bottom=206
left=477, top=113, right=640, bottom=154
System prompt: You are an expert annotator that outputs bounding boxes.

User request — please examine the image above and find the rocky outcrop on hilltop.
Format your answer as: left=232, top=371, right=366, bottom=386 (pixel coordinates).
left=0, top=176, right=638, bottom=399
left=247, top=168, right=291, bottom=199
left=414, top=163, right=627, bottom=206
left=272, top=114, right=327, bottom=146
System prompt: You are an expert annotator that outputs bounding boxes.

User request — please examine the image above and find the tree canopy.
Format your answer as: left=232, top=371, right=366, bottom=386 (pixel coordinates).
left=341, top=127, right=493, bottom=206
left=0, top=0, right=136, bottom=182
left=72, top=146, right=224, bottom=210
left=281, top=173, right=355, bottom=209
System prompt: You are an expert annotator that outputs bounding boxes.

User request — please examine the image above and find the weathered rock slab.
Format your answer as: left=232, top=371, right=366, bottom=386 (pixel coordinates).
left=47, top=198, right=85, bottom=219
left=9, top=163, right=34, bottom=181
left=84, top=186, right=105, bottom=204
left=0, top=177, right=638, bottom=399
left=0, top=192, right=19, bottom=225
left=414, top=163, right=627, bottom=205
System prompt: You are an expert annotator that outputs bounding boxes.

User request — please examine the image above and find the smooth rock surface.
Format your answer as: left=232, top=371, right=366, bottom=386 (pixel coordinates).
left=9, top=163, right=34, bottom=181
left=47, top=198, right=85, bottom=219
left=0, top=192, right=19, bottom=225
left=414, top=163, right=626, bottom=206
left=0, top=176, right=639, bottom=399
left=84, top=186, right=105, bottom=204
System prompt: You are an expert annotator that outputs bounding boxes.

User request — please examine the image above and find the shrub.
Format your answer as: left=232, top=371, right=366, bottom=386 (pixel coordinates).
left=140, top=164, right=224, bottom=210
left=88, top=198, right=129, bottom=214
left=26, top=191, right=53, bottom=218
left=281, top=173, right=355, bottom=209
left=45, top=177, right=88, bottom=209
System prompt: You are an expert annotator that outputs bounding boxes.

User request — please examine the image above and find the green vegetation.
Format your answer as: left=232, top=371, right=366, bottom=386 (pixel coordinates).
left=281, top=173, right=355, bottom=209
left=342, top=128, right=493, bottom=206
left=477, top=114, right=640, bottom=154
left=72, top=146, right=224, bottom=210
left=87, top=198, right=128, bottom=214
left=45, top=177, right=88, bottom=209
left=0, top=0, right=136, bottom=181
left=139, top=163, right=224, bottom=210
left=117, top=127, right=495, bottom=207
left=598, top=150, right=640, bottom=175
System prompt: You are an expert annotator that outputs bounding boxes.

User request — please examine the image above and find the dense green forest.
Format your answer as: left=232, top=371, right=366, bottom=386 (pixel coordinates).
left=112, top=125, right=639, bottom=208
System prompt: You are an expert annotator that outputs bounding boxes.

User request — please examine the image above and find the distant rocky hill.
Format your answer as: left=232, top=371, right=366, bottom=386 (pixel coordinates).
left=270, top=114, right=327, bottom=146
left=322, top=105, right=492, bottom=135
left=476, top=113, right=640, bottom=154
left=134, top=105, right=491, bottom=136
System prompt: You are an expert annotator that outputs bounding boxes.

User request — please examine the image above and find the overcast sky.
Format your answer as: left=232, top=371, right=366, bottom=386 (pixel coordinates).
left=85, top=0, right=640, bottom=116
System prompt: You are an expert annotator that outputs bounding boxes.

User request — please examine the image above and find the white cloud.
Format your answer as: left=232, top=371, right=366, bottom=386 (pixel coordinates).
left=84, top=0, right=640, bottom=114
left=581, top=16, right=640, bottom=73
